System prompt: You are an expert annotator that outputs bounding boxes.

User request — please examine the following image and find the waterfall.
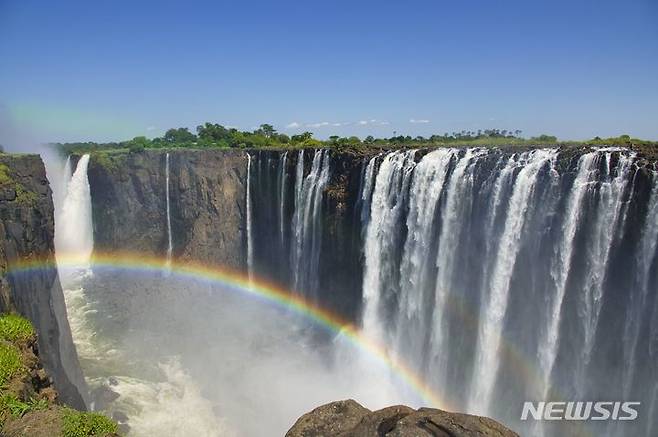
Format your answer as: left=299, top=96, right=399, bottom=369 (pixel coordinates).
left=572, top=151, right=635, bottom=398
left=55, top=154, right=97, bottom=367
left=56, top=154, right=94, bottom=266
left=246, top=153, right=254, bottom=282
left=622, top=167, right=658, bottom=397
left=395, top=149, right=455, bottom=366
left=468, top=149, right=557, bottom=413
left=538, top=152, right=598, bottom=398
left=429, top=149, right=484, bottom=389
left=242, top=146, right=655, bottom=436
left=361, top=151, right=416, bottom=341
left=165, top=153, right=173, bottom=268
left=290, top=150, right=330, bottom=298
left=279, top=151, right=288, bottom=244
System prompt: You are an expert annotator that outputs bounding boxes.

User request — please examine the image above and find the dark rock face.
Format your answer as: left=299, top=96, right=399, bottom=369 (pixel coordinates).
left=83, top=149, right=248, bottom=269
left=286, top=400, right=519, bottom=437
left=0, top=154, right=87, bottom=409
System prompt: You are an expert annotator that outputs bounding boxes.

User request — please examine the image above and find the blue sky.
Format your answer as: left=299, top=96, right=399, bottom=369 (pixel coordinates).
left=1, top=0, right=657, bottom=144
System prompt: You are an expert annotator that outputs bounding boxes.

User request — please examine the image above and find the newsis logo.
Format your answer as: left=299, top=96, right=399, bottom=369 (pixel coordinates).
left=521, top=401, right=640, bottom=421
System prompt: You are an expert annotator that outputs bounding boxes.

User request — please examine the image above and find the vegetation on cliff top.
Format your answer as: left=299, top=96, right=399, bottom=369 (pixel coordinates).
left=0, top=162, right=40, bottom=206
left=53, top=123, right=657, bottom=156
left=0, top=313, right=119, bottom=436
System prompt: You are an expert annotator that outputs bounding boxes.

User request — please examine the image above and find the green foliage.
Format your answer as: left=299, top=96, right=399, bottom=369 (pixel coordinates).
left=0, top=163, right=39, bottom=205
left=0, top=314, right=34, bottom=342
left=0, top=343, right=23, bottom=386
left=163, top=127, right=196, bottom=144
left=0, top=164, right=12, bottom=186
left=14, top=185, right=38, bottom=206
left=530, top=134, right=558, bottom=143
left=0, top=394, right=48, bottom=419
left=61, top=409, right=118, bottom=437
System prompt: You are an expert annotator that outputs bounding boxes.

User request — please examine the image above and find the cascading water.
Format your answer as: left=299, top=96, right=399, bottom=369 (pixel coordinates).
left=165, top=153, right=173, bottom=268
left=56, top=154, right=94, bottom=266
left=278, top=151, right=288, bottom=245
left=290, top=149, right=330, bottom=298
left=469, top=149, right=557, bottom=413
left=246, top=153, right=254, bottom=282
left=355, top=147, right=657, bottom=437
left=537, top=152, right=597, bottom=401
left=362, top=151, right=416, bottom=341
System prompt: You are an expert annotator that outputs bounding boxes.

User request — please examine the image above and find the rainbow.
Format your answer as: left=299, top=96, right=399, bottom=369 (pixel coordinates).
left=7, top=251, right=451, bottom=410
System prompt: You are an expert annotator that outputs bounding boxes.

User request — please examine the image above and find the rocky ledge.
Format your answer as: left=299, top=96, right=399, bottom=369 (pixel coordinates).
left=286, top=400, right=518, bottom=437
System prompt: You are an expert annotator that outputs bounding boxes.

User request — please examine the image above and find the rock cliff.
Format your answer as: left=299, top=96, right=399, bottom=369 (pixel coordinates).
left=0, top=153, right=87, bottom=409
left=80, top=149, right=248, bottom=269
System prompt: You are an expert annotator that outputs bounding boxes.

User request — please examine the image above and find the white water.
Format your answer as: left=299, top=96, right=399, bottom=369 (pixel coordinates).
left=395, top=149, right=454, bottom=362
left=362, top=151, right=416, bottom=342
left=165, top=153, right=173, bottom=268
left=279, top=151, right=288, bottom=244
left=622, top=168, right=658, bottom=397
left=538, top=152, right=598, bottom=399
left=290, top=150, right=331, bottom=297
left=468, top=149, right=557, bottom=413
left=576, top=151, right=635, bottom=396
left=56, top=154, right=94, bottom=265
left=246, top=153, right=254, bottom=282
left=429, top=149, right=484, bottom=388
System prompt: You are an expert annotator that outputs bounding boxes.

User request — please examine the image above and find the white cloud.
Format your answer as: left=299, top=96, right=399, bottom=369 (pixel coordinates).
left=146, top=126, right=157, bottom=131
left=357, top=119, right=389, bottom=126
left=307, top=121, right=330, bottom=128
left=286, top=122, right=301, bottom=129
left=410, top=119, right=430, bottom=124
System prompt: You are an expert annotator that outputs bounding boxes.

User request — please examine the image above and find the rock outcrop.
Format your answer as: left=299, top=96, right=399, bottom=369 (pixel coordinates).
left=0, top=154, right=87, bottom=409
left=286, top=400, right=519, bottom=437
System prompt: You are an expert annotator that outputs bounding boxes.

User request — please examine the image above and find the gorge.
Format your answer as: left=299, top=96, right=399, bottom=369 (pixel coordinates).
left=2, top=145, right=656, bottom=436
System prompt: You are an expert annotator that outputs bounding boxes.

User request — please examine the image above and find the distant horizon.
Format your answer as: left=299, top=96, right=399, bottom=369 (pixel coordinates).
left=2, top=0, right=657, bottom=149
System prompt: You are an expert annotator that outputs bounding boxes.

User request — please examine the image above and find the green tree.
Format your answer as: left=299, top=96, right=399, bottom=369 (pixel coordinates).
left=255, top=124, right=276, bottom=138
left=164, top=127, right=196, bottom=143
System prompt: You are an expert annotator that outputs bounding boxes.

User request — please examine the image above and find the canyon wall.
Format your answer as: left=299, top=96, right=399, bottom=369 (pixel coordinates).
left=0, top=154, right=87, bottom=409
left=81, top=149, right=248, bottom=269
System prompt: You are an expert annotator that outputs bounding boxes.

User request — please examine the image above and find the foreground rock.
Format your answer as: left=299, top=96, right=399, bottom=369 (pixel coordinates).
left=287, top=400, right=519, bottom=437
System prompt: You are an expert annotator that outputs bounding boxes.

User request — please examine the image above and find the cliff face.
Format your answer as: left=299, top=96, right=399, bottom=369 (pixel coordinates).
left=83, top=149, right=248, bottom=269
left=0, top=154, right=87, bottom=409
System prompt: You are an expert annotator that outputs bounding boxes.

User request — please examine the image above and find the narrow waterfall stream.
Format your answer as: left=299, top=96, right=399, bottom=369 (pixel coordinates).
left=165, top=153, right=173, bottom=268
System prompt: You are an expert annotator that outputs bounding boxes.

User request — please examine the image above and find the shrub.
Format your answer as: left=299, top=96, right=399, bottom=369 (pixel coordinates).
left=62, top=409, right=119, bottom=437
left=0, top=314, right=34, bottom=342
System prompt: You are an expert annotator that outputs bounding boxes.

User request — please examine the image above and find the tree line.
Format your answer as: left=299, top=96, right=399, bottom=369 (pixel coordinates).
left=53, top=123, right=654, bottom=155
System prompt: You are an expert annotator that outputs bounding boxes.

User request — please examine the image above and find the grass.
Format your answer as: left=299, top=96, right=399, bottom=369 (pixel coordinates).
left=61, top=409, right=119, bottom=437
left=0, top=343, right=23, bottom=386
left=0, top=314, right=35, bottom=342
left=0, top=394, right=48, bottom=418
